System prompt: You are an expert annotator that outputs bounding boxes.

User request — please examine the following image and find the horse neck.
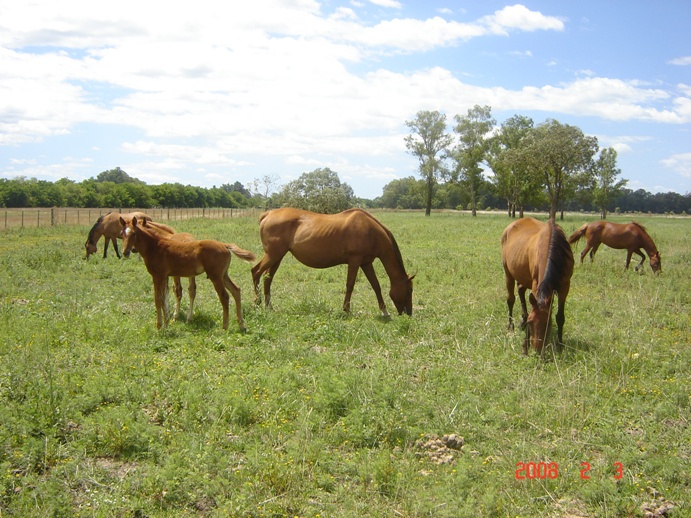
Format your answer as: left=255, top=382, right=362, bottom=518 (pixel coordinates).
left=133, top=227, right=159, bottom=257
left=640, top=230, right=658, bottom=256
left=88, top=226, right=103, bottom=245
left=379, top=241, right=408, bottom=284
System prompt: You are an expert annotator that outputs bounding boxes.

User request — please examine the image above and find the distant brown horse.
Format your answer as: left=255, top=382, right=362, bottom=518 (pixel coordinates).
left=84, top=211, right=151, bottom=259
left=251, top=208, right=414, bottom=316
left=141, top=221, right=198, bottom=322
left=120, top=216, right=256, bottom=331
left=568, top=221, right=661, bottom=273
left=502, top=217, right=574, bottom=355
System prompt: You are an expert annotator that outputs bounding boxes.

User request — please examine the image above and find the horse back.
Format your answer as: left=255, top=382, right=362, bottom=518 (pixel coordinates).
left=501, top=217, right=544, bottom=288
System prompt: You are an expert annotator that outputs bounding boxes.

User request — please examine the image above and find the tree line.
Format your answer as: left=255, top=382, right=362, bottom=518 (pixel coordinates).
left=1, top=145, right=689, bottom=216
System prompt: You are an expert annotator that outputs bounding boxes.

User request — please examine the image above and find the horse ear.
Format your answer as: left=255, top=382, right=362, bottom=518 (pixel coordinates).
left=119, top=217, right=126, bottom=226
left=528, top=293, right=538, bottom=308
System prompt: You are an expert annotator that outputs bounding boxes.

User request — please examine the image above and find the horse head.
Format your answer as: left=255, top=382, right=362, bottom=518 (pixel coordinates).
left=649, top=251, right=661, bottom=273
left=390, top=274, right=415, bottom=316
left=527, top=293, right=551, bottom=354
left=84, top=239, right=97, bottom=259
left=120, top=216, right=143, bottom=258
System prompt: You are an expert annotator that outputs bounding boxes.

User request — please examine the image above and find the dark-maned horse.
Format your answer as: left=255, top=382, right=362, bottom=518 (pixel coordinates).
left=140, top=221, right=198, bottom=322
left=568, top=220, right=661, bottom=273
left=251, top=208, right=414, bottom=316
left=85, top=211, right=151, bottom=259
left=501, top=217, right=574, bottom=355
left=120, top=216, right=256, bottom=331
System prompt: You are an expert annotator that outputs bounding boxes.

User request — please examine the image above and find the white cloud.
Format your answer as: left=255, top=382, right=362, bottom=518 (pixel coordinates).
left=661, top=152, right=691, bottom=178
left=366, top=0, right=402, bottom=8
left=668, top=56, right=691, bottom=66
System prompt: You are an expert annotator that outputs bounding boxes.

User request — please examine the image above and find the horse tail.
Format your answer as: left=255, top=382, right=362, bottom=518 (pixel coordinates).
left=226, top=244, right=257, bottom=263
left=259, top=211, right=270, bottom=223
left=537, top=221, right=573, bottom=306
left=567, top=223, right=588, bottom=244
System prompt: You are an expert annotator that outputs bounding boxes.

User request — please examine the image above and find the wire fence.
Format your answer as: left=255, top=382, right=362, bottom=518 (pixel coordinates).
left=1, top=207, right=262, bottom=231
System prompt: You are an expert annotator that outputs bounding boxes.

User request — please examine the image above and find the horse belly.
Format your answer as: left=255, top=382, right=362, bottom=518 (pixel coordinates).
left=290, top=245, right=346, bottom=268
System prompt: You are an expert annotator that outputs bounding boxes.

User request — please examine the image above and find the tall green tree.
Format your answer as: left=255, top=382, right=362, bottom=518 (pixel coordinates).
left=524, top=119, right=598, bottom=219
left=591, top=147, right=628, bottom=219
left=404, top=110, right=453, bottom=216
left=275, top=167, right=355, bottom=213
left=487, top=114, right=534, bottom=217
left=450, top=105, right=495, bottom=217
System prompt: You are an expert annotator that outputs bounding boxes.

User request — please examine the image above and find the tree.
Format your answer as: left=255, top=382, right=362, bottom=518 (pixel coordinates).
left=379, top=177, right=426, bottom=209
left=450, top=105, right=495, bottom=217
left=523, top=119, right=598, bottom=219
left=275, top=167, right=355, bottom=213
left=95, top=167, right=143, bottom=184
left=591, top=147, right=627, bottom=218
left=249, top=174, right=281, bottom=209
left=404, top=110, right=453, bottom=216
left=487, top=115, right=535, bottom=217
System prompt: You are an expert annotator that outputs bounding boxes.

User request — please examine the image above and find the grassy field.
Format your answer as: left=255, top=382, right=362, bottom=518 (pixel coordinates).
left=0, top=211, right=689, bottom=517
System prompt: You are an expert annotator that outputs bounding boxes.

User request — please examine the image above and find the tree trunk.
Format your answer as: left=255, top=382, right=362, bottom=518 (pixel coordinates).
left=425, top=178, right=433, bottom=216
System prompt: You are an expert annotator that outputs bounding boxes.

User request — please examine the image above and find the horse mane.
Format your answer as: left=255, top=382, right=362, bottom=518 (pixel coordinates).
left=352, top=209, right=408, bottom=275
left=631, top=221, right=647, bottom=233
left=86, top=212, right=110, bottom=245
left=537, top=220, right=572, bottom=306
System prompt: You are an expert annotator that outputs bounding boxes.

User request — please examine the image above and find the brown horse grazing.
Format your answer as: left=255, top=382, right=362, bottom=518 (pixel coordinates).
left=140, top=221, right=198, bottom=322
left=501, top=217, right=574, bottom=355
left=251, top=208, right=414, bottom=316
left=85, top=211, right=151, bottom=259
left=568, top=221, right=661, bottom=273
left=120, top=216, right=256, bottom=331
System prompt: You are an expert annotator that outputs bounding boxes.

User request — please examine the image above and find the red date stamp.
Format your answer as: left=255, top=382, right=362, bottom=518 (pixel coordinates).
left=515, top=461, right=624, bottom=480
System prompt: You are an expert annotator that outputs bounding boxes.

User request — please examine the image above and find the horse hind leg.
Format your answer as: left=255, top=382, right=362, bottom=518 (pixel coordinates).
left=209, top=275, right=232, bottom=330
left=112, top=238, right=121, bottom=258
left=505, top=275, right=516, bottom=332
left=251, top=254, right=282, bottom=308
left=172, top=277, right=183, bottom=320
left=222, top=273, right=245, bottom=331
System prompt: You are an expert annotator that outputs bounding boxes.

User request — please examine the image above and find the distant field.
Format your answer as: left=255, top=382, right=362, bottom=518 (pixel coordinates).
left=0, top=211, right=688, bottom=517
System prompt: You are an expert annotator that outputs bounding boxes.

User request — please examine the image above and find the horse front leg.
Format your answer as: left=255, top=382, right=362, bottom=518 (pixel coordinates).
left=343, top=263, right=360, bottom=314
left=153, top=277, right=170, bottom=329
left=633, top=250, right=646, bottom=272
left=186, top=277, right=196, bottom=322
left=361, top=263, right=389, bottom=317
left=624, top=250, right=634, bottom=270
left=555, top=294, right=567, bottom=353
left=517, top=286, right=528, bottom=330
left=103, top=238, right=110, bottom=259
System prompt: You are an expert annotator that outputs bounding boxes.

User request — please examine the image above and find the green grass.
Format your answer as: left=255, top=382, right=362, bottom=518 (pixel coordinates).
left=0, top=212, right=689, bottom=517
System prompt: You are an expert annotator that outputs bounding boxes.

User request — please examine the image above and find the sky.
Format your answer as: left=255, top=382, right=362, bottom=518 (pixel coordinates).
left=1, top=0, right=690, bottom=200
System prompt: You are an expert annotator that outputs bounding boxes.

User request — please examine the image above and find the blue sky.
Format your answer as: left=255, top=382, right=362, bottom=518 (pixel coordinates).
left=1, top=0, right=689, bottom=200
